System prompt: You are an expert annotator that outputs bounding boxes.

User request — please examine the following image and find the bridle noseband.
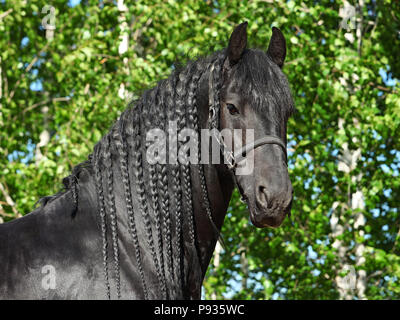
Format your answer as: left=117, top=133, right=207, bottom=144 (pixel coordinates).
left=233, top=136, right=287, bottom=166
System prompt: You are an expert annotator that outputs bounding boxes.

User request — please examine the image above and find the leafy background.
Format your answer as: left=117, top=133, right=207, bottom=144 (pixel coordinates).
left=0, top=0, right=399, bottom=299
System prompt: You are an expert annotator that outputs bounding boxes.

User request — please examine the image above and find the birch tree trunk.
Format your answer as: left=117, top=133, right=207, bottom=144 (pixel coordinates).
left=210, top=241, right=222, bottom=299
left=352, top=2, right=367, bottom=297
left=333, top=119, right=365, bottom=299
left=332, top=0, right=366, bottom=299
left=117, top=0, right=130, bottom=101
left=240, top=242, right=248, bottom=292
left=35, top=6, right=54, bottom=164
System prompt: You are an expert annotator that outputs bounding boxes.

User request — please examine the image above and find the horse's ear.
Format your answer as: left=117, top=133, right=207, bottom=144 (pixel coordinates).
left=227, top=22, right=248, bottom=66
left=267, top=27, right=286, bottom=68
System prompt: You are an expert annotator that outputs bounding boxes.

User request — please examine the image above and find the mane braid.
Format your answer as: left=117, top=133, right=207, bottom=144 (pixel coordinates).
left=166, top=71, right=183, bottom=298
left=164, top=72, right=179, bottom=296
left=181, top=62, right=205, bottom=297
left=113, top=112, right=149, bottom=299
left=151, top=80, right=173, bottom=297
left=134, top=101, right=165, bottom=299
left=144, top=86, right=168, bottom=299
left=103, top=133, right=121, bottom=299
left=173, top=67, right=195, bottom=297
left=196, top=56, right=225, bottom=248
left=208, top=55, right=228, bottom=247
left=62, top=174, right=78, bottom=217
left=157, top=160, right=172, bottom=296
left=148, top=162, right=167, bottom=298
left=211, top=56, right=224, bottom=130
left=36, top=159, right=92, bottom=211
left=93, top=143, right=111, bottom=300
left=182, top=62, right=200, bottom=249
left=149, top=84, right=168, bottom=298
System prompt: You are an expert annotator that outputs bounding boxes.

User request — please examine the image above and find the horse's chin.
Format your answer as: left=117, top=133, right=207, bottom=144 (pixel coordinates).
left=248, top=205, right=287, bottom=228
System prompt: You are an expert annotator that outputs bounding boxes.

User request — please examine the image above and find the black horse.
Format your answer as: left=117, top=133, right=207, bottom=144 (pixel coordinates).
left=0, top=22, right=294, bottom=299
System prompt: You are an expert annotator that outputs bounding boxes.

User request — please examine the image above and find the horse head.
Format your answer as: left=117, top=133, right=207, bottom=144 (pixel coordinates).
left=216, top=22, right=295, bottom=228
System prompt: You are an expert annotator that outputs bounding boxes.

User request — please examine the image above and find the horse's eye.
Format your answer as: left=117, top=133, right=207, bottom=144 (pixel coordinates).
left=227, top=103, right=239, bottom=115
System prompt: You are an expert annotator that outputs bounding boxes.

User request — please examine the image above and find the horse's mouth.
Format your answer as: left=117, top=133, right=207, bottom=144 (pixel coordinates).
left=250, top=211, right=287, bottom=228
left=249, top=200, right=291, bottom=228
left=237, top=189, right=289, bottom=228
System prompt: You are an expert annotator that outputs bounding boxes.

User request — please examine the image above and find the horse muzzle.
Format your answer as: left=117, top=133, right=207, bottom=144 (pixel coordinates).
left=250, top=180, right=293, bottom=228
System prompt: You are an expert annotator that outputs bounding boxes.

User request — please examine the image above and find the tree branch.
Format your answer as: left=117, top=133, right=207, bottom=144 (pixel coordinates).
left=0, top=182, right=22, bottom=217
left=0, top=8, right=13, bottom=21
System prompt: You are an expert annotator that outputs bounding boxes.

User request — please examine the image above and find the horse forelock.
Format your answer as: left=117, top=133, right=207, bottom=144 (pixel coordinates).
left=228, top=49, right=295, bottom=124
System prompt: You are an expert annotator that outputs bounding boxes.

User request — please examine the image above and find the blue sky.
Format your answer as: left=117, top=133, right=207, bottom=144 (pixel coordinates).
left=68, top=0, right=81, bottom=7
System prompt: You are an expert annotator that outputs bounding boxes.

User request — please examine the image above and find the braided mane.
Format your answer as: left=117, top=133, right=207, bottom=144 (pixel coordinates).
left=88, top=50, right=225, bottom=299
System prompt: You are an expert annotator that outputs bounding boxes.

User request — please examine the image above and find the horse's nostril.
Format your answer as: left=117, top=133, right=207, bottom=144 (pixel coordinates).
left=258, top=186, right=269, bottom=207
